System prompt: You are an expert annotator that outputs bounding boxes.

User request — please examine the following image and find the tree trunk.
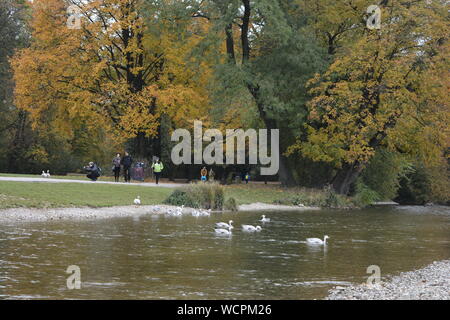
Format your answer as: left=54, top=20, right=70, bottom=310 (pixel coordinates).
left=331, top=162, right=364, bottom=195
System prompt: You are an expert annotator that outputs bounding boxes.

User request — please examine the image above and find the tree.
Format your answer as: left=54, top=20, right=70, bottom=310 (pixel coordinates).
left=289, top=0, right=449, bottom=194
left=187, top=0, right=327, bottom=185
left=12, top=0, right=212, bottom=161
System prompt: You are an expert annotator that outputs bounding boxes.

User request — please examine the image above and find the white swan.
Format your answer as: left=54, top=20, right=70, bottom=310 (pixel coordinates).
left=215, top=226, right=233, bottom=235
left=41, top=171, right=47, bottom=178
left=216, top=220, right=233, bottom=229
left=175, top=205, right=184, bottom=215
left=200, top=209, right=211, bottom=216
left=46, top=170, right=51, bottom=178
left=242, top=225, right=262, bottom=232
left=134, top=196, right=141, bottom=205
left=306, top=235, right=329, bottom=245
left=260, top=215, right=270, bottom=222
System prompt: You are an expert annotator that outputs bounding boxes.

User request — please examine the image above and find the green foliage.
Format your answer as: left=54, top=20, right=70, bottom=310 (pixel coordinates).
left=164, top=182, right=225, bottom=210
left=396, top=164, right=433, bottom=205
left=163, top=189, right=197, bottom=208
left=353, top=179, right=381, bottom=207
left=360, top=150, right=412, bottom=200
left=224, top=197, right=238, bottom=212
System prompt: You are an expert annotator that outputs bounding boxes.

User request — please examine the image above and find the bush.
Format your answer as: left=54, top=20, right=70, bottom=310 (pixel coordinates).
left=164, top=182, right=225, bottom=210
left=353, top=179, right=381, bottom=207
left=163, top=189, right=198, bottom=208
left=360, top=149, right=412, bottom=200
left=224, top=197, right=238, bottom=211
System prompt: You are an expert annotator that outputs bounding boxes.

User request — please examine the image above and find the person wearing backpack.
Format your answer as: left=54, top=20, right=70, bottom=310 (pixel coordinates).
left=122, top=152, right=133, bottom=183
left=151, top=159, right=164, bottom=185
left=84, top=162, right=100, bottom=181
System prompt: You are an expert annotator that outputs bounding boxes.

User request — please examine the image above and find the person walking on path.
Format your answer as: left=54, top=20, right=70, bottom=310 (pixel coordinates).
left=151, top=159, right=164, bottom=184
left=122, top=152, right=133, bottom=183
left=200, top=167, right=208, bottom=182
left=112, top=153, right=121, bottom=182
left=209, top=168, right=215, bottom=182
left=244, top=172, right=250, bottom=184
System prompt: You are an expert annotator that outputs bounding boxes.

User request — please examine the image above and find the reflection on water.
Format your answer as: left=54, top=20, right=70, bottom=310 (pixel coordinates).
left=0, top=206, right=449, bottom=299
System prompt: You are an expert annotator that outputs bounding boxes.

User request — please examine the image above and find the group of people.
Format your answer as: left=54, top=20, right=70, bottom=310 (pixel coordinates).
left=84, top=152, right=164, bottom=184
left=111, top=152, right=134, bottom=182
left=200, top=167, right=215, bottom=182
left=85, top=155, right=249, bottom=184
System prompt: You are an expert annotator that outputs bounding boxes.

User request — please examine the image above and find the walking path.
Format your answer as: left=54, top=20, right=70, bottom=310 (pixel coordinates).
left=0, top=176, right=185, bottom=188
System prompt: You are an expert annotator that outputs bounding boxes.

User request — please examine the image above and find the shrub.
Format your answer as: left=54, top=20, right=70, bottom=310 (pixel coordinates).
left=163, top=189, right=198, bottom=208
left=353, top=179, right=381, bottom=207
left=360, top=149, right=412, bottom=200
left=224, top=197, right=238, bottom=211
left=164, top=182, right=225, bottom=210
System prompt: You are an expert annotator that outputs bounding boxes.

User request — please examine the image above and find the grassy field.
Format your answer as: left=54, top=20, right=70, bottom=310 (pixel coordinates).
left=0, top=172, right=350, bottom=209
left=0, top=181, right=173, bottom=209
left=0, top=178, right=318, bottom=209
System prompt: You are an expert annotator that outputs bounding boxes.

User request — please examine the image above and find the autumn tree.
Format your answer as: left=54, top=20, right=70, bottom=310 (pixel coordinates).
left=12, top=0, right=212, bottom=161
left=289, top=0, right=449, bottom=194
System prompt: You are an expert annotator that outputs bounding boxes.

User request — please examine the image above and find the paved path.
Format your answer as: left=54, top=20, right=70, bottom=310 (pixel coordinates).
left=0, top=176, right=186, bottom=188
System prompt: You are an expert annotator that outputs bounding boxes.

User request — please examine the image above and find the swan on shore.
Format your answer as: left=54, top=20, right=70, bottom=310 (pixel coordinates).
left=216, top=220, right=233, bottom=229
left=306, top=235, right=329, bottom=245
left=41, top=171, right=48, bottom=178
left=242, top=225, right=262, bottom=232
left=260, top=215, right=270, bottom=222
left=46, top=170, right=51, bottom=178
left=215, top=226, right=233, bottom=235
left=134, top=196, right=141, bottom=205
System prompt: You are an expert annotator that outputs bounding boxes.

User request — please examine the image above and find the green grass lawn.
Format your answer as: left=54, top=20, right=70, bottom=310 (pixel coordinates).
left=0, top=181, right=173, bottom=209
left=0, top=178, right=337, bottom=210
left=224, top=184, right=301, bottom=205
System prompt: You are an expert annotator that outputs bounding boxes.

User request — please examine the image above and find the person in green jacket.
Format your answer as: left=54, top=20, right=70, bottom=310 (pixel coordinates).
left=151, top=159, right=164, bottom=184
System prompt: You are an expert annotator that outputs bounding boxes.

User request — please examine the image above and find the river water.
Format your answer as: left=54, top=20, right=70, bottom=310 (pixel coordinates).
left=0, top=206, right=449, bottom=299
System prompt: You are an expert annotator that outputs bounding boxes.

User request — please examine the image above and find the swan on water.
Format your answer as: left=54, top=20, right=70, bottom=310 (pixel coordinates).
left=216, top=220, right=233, bottom=229
left=201, top=209, right=211, bottom=216
left=306, top=235, right=329, bottom=245
left=175, top=205, right=184, bottom=215
left=134, top=196, right=141, bottom=205
left=215, top=226, right=233, bottom=235
left=260, top=215, right=270, bottom=222
left=242, top=225, right=262, bottom=232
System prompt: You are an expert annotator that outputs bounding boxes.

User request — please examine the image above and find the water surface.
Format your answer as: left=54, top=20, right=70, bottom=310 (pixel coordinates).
left=0, top=206, right=449, bottom=299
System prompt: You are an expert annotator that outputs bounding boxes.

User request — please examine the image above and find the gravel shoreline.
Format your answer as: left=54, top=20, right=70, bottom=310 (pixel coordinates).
left=326, top=260, right=450, bottom=300
left=0, top=202, right=318, bottom=223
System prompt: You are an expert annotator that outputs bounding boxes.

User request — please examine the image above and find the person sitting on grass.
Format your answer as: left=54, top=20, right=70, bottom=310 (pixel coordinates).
left=84, top=162, right=100, bottom=181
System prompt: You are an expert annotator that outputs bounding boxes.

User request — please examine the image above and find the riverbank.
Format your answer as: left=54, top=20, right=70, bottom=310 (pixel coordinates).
left=0, top=202, right=318, bottom=223
left=326, top=260, right=450, bottom=300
